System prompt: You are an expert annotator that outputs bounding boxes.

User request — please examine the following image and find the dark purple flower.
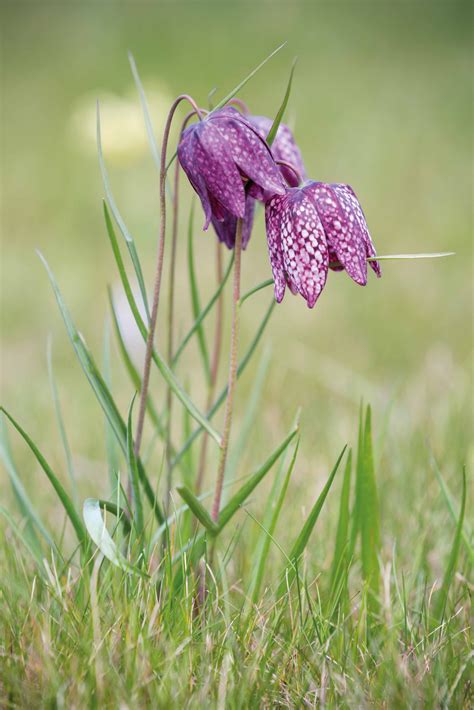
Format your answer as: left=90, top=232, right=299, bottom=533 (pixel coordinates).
left=249, top=115, right=306, bottom=187
left=178, top=107, right=285, bottom=231
left=265, top=181, right=380, bottom=308
left=211, top=197, right=255, bottom=250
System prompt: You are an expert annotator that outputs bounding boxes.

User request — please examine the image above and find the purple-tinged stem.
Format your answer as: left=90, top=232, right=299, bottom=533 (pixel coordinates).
left=211, top=218, right=243, bottom=522
left=164, top=110, right=201, bottom=510
left=134, top=95, right=202, bottom=463
left=195, top=241, right=224, bottom=497
left=226, top=97, right=250, bottom=115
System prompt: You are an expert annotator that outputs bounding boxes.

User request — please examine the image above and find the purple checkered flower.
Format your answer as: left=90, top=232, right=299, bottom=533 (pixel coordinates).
left=249, top=115, right=306, bottom=187
left=178, top=107, right=285, bottom=232
left=211, top=197, right=255, bottom=250
left=265, top=181, right=381, bottom=308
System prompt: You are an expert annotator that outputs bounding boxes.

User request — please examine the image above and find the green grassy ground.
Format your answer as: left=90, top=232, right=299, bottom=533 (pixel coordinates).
left=1, top=2, right=472, bottom=707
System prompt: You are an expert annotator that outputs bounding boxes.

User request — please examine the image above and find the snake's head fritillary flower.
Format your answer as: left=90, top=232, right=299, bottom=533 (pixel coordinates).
left=305, top=182, right=381, bottom=285
left=265, top=187, right=329, bottom=308
left=265, top=182, right=381, bottom=307
left=249, top=115, right=306, bottom=187
left=211, top=197, right=255, bottom=250
left=178, top=107, right=285, bottom=231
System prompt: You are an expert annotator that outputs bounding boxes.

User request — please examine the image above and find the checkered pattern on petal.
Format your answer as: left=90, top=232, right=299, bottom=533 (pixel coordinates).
left=281, top=191, right=329, bottom=308
left=265, top=194, right=288, bottom=303
left=305, top=181, right=367, bottom=285
left=332, top=183, right=381, bottom=277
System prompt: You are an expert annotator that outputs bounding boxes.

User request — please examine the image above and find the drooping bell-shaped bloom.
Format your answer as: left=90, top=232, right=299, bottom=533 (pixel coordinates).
left=249, top=115, right=306, bottom=187
left=304, top=182, right=381, bottom=284
left=211, top=197, right=255, bottom=250
left=265, top=187, right=329, bottom=308
left=178, top=107, right=285, bottom=231
left=265, top=181, right=380, bottom=308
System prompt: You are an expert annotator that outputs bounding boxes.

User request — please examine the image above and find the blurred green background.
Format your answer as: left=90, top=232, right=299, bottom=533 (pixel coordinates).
left=1, top=1, right=472, bottom=537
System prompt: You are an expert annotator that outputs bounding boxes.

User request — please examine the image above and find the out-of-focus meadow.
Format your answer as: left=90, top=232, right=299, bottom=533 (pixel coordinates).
left=2, top=1, right=471, bottom=506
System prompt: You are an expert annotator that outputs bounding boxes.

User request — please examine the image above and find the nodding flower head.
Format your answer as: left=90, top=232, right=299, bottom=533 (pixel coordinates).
left=249, top=115, right=306, bottom=187
left=177, top=107, right=285, bottom=231
left=265, top=181, right=381, bottom=308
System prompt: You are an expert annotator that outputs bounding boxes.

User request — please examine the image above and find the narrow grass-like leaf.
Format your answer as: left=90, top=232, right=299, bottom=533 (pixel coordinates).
left=175, top=485, right=219, bottom=534
left=216, top=426, right=298, bottom=532
left=38, top=251, right=164, bottom=523
left=96, top=102, right=150, bottom=321
left=187, top=202, right=211, bottom=383
left=47, top=337, right=77, bottom=505
left=102, top=206, right=222, bottom=445
left=212, top=42, right=287, bottom=112
left=367, top=252, right=455, bottom=261
left=430, top=450, right=473, bottom=565
left=103, top=318, right=120, bottom=496
left=0, top=415, right=53, bottom=550
left=278, top=445, right=347, bottom=598
left=224, top=347, right=271, bottom=494
left=128, top=52, right=161, bottom=173
left=97, top=499, right=131, bottom=535
left=108, top=287, right=165, bottom=439
left=0, top=505, right=46, bottom=569
left=83, top=499, right=144, bottom=575
left=328, top=450, right=352, bottom=610
left=359, top=406, right=381, bottom=615
left=238, top=279, right=273, bottom=307
left=433, top=467, right=467, bottom=624
left=1, top=407, right=87, bottom=550
left=249, top=436, right=299, bottom=604
left=265, top=58, right=297, bottom=147
left=126, top=397, right=144, bottom=536
left=172, top=251, right=234, bottom=367
left=172, top=299, right=276, bottom=468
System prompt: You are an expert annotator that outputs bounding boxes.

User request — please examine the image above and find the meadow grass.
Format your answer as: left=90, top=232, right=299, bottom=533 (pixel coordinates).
left=1, top=3, right=472, bottom=707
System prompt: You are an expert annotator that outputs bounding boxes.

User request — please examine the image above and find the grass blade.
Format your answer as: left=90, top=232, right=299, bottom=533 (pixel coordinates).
left=128, top=51, right=161, bottom=173
left=265, top=57, right=297, bottom=147
left=0, top=415, right=54, bottom=551
left=47, top=336, right=77, bottom=506
left=172, top=251, right=234, bottom=368
left=358, top=406, right=381, bottom=616
left=103, top=204, right=222, bottom=446
left=0, top=505, right=46, bottom=569
left=212, top=42, right=287, bottom=111
left=172, top=299, right=276, bottom=469
left=83, top=499, right=144, bottom=575
left=187, top=202, right=211, bottom=383
left=175, top=485, right=219, bottom=534
left=278, top=445, right=347, bottom=598
left=126, top=397, right=144, bottom=536
left=1, top=407, right=87, bottom=550
left=433, top=467, right=467, bottom=624
left=367, top=252, right=455, bottom=261
left=38, top=250, right=164, bottom=523
left=249, top=436, right=300, bottom=604
left=96, top=102, right=150, bottom=321
left=216, top=425, right=299, bottom=532
left=328, top=449, right=353, bottom=611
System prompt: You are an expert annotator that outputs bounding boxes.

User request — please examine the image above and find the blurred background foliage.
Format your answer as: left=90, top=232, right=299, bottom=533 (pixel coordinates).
left=1, top=1, right=472, bottom=541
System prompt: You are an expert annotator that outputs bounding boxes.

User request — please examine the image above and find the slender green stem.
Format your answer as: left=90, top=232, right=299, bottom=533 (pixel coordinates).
left=195, top=242, right=224, bottom=496
left=211, top=219, right=243, bottom=522
left=134, top=94, right=202, bottom=463
left=239, top=279, right=273, bottom=306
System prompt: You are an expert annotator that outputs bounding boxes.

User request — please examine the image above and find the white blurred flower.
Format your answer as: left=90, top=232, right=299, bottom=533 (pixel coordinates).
left=69, top=82, right=173, bottom=165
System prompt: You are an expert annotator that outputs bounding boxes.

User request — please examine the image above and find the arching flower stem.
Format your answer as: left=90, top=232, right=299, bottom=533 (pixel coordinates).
left=134, top=95, right=202, bottom=465
left=275, top=159, right=303, bottom=186
left=211, top=218, right=243, bottom=522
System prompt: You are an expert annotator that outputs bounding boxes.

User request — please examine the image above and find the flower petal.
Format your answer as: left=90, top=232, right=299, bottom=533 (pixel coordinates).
left=211, top=197, right=255, bottom=250
left=333, top=184, right=381, bottom=277
left=265, top=195, right=287, bottom=302
left=281, top=191, right=329, bottom=308
left=306, top=182, right=367, bottom=286
left=250, top=115, right=306, bottom=187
